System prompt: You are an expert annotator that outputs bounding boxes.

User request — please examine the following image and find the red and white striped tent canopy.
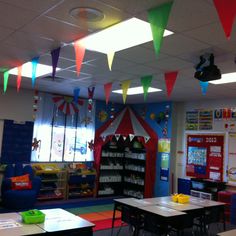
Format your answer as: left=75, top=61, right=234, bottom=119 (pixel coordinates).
left=99, top=107, right=150, bottom=143
left=94, top=106, right=158, bottom=198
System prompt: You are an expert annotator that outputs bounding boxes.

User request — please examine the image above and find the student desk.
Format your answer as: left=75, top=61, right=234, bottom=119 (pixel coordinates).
left=0, top=212, right=45, bottom=236
left=0, top=208, right=94, bottom=236
left=37, top=208, right=95, bottom=235
left=217, top=229, right=236, bottom=236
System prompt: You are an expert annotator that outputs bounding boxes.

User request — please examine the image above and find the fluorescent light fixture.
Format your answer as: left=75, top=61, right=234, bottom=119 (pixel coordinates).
left=112, top=86, right=162, bottom=95
left=209, top=72, right=236, bottom=84
left=79, top=17, right=173, bottom=54
left=9, top=62, right=61, bottom=78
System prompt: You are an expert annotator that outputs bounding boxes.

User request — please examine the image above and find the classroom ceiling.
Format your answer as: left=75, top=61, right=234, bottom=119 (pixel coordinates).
left=1, top=0, right=236, bottom=104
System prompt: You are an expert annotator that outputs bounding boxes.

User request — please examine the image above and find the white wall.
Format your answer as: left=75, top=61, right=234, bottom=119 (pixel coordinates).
left=0, top=87, right=34, bottom=121
left=173, top=98, right=236, bottom=192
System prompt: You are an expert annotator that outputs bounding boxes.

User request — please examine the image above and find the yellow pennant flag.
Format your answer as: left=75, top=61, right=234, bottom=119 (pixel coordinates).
left=121, top=80, right=131, bottom=104
left=107, top=52, right=115, bottom=71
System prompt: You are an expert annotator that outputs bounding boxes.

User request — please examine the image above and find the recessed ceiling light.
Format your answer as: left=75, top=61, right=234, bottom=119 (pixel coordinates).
left=69, top=7, right=105, bottom=22
left=9, top=62, right=61, bottom=78
left=79, top=17, right=173, bottom=54
left=112, top=86, right=162, bottom=95
left=209, top=72, right=236, bottom=84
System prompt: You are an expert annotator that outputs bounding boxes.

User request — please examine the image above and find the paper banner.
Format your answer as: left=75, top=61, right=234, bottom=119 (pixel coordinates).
left=213, top=0, right=236, bottom=39
left=199, top=81, right=208, bottom=95
left=17, top=66, right=22, bottom=92
left=164, top=71, right=178, bottom=97
left=3, top=70, right=9, bottom=93
left=31, top=57, right=39, bottom=87
left=144, top=136, right=150, bottom=143
left=115, top=134, right=120, bottom=141
left=74, top=40, right=85, bottom=76
left=107, top=52, right=115, bottom=71
left=141, top=75, right=153, bottom=101
left=129, top=134, right=135, bottom=142
left=121, top=80, right=131, bottom=104
left=73, top=88, right=80, bottom=102
left=51, top=47, right=61, bottom=80
left=104, top=82, right=113, bottom=105
left=148, top=2, right=173, bottom=57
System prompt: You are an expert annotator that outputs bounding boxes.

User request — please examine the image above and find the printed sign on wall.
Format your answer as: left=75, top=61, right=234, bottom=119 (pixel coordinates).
left=186, top=134, right=224, bottom=181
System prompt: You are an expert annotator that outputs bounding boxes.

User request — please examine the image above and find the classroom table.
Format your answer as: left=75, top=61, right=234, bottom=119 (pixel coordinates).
left=217, top=229, right=236, bottom=235
left=0, top=212, right=45, bottom=236
left=37, top=208, right=95, bottom=235
left=113, top=196, right=228, bottom=235
left=0, top=208, right=95, bottom=236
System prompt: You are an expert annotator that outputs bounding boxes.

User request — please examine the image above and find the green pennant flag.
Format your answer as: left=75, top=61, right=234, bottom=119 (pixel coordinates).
left=3, top=70, right=9, bottom=93
left=141, top=75, right=153, bottom=101
left=148, top=2, right=173, bottom=57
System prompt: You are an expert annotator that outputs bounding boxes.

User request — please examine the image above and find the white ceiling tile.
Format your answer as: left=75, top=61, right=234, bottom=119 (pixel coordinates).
left=167, top=0, right=218, bottom=32
left=116, top=46, right=158, bottom=64
left=0, top=0, right=63, bottom=13
left=161, top=34, right=210, bottom=56
left=39, top=54, right=75, bottom=69
left=0, top=2, right=39, bottom=30
left=46, top=0, right=128, bottom=31
left=151, top=57, right=193, bottom=71
left=21, top=16, right=88, bottom=43
left=0, top=26, right=13, bottom=41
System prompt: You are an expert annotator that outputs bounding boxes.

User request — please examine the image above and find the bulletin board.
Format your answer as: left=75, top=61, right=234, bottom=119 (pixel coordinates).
left=186, top=134, right=224, bottom=181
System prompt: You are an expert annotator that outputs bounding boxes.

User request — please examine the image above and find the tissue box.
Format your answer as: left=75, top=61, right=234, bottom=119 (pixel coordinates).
left=21, top=209, right=45, bottom=224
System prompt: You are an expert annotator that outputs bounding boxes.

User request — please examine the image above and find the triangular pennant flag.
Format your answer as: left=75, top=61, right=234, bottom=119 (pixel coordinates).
left=144, top=136, right=150, bottom=143
left=199, top=81, right=209, bottom=95
left=213, top=0, right=236, bottom=39
left=101, top=136, right=106, bottom=142
left=121, top=80, right=131, bottom=104
left=129, top=134, right=135, bottom=142
left=73, top=88, right=80, bottom=102
left=141, top=75, right=153, bottom=101
left=107, top=52, right=115, bottom=71
left=164, top=71, right=178, bottom=97
left=17, top=66, right=22, bottom=92
left=115, top=134, right=120, bottom=141
left=31, top=57, right=39, bottom=87
left=123, top=136, right=127, bottom=141
left=74, top=40, right=85, bottom=76
left=51, top=47, right=61, bottom=80
left=148, top=2, right=173, bottom=57
left=3, top=70, right=9, bottom=93
left=104, top=82, right=113, bottom=105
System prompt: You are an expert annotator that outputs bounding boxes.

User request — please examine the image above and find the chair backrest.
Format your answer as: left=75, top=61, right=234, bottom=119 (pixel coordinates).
left=23, top=165, right=34, bottom=179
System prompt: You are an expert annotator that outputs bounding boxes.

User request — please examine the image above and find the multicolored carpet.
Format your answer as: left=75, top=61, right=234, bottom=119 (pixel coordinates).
left=66, top=203, right=124, bottom=231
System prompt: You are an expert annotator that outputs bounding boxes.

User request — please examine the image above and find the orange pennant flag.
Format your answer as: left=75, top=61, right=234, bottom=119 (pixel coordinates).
left=17, top=66, right=22, bottom=92
left=74, top=40, right=86, bottom=76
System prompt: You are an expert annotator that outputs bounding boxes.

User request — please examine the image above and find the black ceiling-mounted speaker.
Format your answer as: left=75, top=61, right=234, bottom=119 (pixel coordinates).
left=194, top=54, right=221, bottom=82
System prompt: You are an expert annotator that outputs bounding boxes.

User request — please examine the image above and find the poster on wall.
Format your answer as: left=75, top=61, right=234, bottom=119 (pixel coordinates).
left=158, top=138, right=170, bottom=153
left=160, top=153, right=169, bottom=181
left=199, top=110, right=213, bottom=130
left=185, top=111, right=199, bottom=130
left=186, top=134, right=224, bottom=180
left=228, top=132, right=236, bottom=183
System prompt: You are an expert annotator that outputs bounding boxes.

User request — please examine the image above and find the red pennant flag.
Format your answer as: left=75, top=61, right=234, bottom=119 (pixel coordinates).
left=74, top=40, right=85, bottom=76
left=104, top=83, right=113, bottom=105
left=17, top=66, right=22, bottom=92
left=164, top=71, right=178, bottom=97
left=213, top=0, right=236, bottom=39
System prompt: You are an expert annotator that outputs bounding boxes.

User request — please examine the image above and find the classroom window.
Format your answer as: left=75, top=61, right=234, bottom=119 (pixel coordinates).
left=31, top=92, right=95, bottom=162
